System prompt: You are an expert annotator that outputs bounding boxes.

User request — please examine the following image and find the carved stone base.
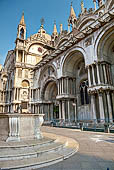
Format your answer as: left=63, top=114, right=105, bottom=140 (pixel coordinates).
left=0, top=113, right=44, bottom=142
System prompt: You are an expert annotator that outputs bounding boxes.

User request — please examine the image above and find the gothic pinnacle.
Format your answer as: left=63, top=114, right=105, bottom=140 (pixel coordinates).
left=20, top=11, right=26, bottom=26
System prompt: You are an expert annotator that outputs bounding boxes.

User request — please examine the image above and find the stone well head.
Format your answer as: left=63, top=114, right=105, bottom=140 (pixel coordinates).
left=0, top=113, right=44, bottom=142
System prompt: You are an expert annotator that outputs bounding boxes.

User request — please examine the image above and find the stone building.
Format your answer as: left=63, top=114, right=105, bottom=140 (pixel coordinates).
left=0, top=0, right=114, bottom=124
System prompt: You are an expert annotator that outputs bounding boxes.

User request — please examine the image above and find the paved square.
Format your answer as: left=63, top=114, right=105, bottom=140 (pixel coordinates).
left=39, top=127, right=114, bottom=170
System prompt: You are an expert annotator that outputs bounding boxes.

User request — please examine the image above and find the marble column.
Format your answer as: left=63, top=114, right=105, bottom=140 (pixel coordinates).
left=71, top=79, right=73, bottom=95
left=68, top=100, right=70, bottom=121
left=100, top=64, right=104, bottom=84
left=50, top=104, right=53, bottom=120
left=38, top=105, right=40, bottom=114
left=74, top=79, right=76, bottom=95
left=98, top=92, right=105, bottom=122
left=2, top=91, right=4, bottom=103
left=8, top=105, right=10, bottom=113
left=96, top=63, right=101, bottom=84
left=36, top=89, right=37, bottom=101
left=103, top=64, right=107, bottom=84
left=108, top=64, right=112, bottom=85
left=87, top=66, right=91, bottom=87
left=59, top=101, right=61, bottom=119
left=106, top=91, right=113, bottom=122
left=65, top=78, right=67, bottom=94
left=112, top=92, right=114, bottom=119
left=16, top=49, right=18, bottom=62
left=58, top=80, right=60, bottom=95
left=62, top=101, right=65, bottom=120
left=74, top=102, right=77, bottom=122
left=106, top=64, right=110, bottom=84
left=92, top=65, right=96, bottom=85
left=59, top=80, right=61, bottom=95
left=60, top=79, right=62, bottom=95
left=62, top=78, right=64, bottom=94
left=67, top=78, right=69, bottom=94
left=48, top=104, right=50, bottom=121
left=22, top=51, right=24, bottom=63
left=91, top=94, right=97, bottom=121
left=42, top=104, right=44, bottom=114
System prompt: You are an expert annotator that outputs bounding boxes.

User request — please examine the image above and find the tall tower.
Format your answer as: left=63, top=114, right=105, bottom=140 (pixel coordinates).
left=68, top=2, right=77, bottom=32
left=15, top=12, right=26, bottom=63
left=12, top=12, right=31, bottom=114
left=17, top=12, right=26, bottom=40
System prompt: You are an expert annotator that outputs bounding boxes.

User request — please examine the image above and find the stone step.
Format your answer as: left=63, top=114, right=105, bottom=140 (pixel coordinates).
left=0, top=137, right=54, bottom=149
left=0, top=132, right=79, bottom=169
left=0, top=142, right=64, bottom=161
left=0, top=147, right=76, bottom=170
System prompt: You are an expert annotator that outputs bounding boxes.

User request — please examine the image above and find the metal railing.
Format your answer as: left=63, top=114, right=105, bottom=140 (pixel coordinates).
left=44, top=119, right=114, bottom=133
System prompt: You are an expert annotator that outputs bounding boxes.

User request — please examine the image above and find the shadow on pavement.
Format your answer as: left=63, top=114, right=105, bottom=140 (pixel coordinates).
left=38, top=152, right=114, bottom=170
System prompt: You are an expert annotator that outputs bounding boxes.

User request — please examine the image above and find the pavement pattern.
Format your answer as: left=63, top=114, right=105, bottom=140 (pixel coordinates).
left=38, top=126, right=114, bottom=170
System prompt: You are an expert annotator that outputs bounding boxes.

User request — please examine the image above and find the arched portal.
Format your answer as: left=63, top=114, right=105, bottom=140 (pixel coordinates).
left=95, top=27, right=114, bottom=122
left=41, top=80, right=58, bottom=121
left=61, top=50, right=90, bottom=122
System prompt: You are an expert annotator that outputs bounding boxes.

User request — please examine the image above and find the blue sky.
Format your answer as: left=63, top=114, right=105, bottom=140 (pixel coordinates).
left=0, top=0, right=94, bottom=65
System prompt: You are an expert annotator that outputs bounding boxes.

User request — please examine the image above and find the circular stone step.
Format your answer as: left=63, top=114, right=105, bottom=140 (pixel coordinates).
left=0, top=132, right=79, bottom=169
left=0, top=137, right=54, bottom=149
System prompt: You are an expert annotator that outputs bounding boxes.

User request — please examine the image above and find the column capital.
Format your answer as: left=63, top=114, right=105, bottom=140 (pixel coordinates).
left=98, top=91, right=103, bottom=96
left=105, top=90, right=110, bottom=95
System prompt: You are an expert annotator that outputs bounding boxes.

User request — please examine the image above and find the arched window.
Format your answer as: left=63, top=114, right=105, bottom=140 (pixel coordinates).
left=80, top=80, right=89, bottom=105
left=22, top=80, right=29, bottom=88
left=20, top=28, right=24, bottom=39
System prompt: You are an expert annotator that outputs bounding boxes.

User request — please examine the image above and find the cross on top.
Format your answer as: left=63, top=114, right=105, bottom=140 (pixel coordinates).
left=40, top=18, right=45, bottom=26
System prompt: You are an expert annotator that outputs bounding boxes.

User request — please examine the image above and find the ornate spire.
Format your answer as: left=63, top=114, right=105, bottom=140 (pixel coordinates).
left=68, top=2, right=77, bottom=30
left=53, top=21, right=58, bottom=35
left=60, top=24, right=63, bottom=34
left=93, top=0, right=97, bottom=10
left=81, top=0, right=84, bottom=13
left=70, top=2, right=76, bottom=17
left=20, top=12, right=25, bottom=26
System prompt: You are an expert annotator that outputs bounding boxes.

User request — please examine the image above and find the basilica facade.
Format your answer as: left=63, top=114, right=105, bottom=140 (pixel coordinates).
left=0, top=0, right=114, bottom=124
